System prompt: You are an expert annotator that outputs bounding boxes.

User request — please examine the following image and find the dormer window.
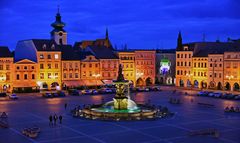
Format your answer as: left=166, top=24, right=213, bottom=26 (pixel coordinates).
left=51, top=44, right=55, bottom=50
left=183, top=46, right=188, bottom=51
left=43, top=44, right=47, bottom=50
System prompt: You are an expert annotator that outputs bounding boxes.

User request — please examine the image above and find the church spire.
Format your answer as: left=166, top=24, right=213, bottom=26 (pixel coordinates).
left=51, top=6, right=65, bottom=31
left=177, top=31, right=183, bottom=50
left=106, top=28, right=109, bottom=39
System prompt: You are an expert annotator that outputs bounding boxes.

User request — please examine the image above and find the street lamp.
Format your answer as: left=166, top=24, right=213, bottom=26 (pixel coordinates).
left=93, top=73, right=100, bottom=86
left=186, top=73, right=193, bottom=95
left=226, top=75, right=233, bottom=80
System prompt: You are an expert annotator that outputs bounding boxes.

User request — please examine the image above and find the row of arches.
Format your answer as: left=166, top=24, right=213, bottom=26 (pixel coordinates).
left=179, top=79, right=240, bottom=91
left=180, top=79, right=208, bottom=89
left=136, top=77, right=153, bottom=86
left=39, top=82, right=60, bottom=89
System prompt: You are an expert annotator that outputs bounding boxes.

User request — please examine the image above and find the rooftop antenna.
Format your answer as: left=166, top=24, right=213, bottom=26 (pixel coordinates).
left=57, top=5, right=60, bottom=13
left=202, top=33, right=206, bottom=42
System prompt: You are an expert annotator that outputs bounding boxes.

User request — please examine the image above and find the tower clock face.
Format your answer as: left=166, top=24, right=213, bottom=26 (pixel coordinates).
left=59, top=32, right=63, bottom=36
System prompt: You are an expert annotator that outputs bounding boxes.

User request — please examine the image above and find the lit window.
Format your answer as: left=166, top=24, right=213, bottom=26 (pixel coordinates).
left=54, top=54, right=59, bottom=59
left=48, top=73, right=51, bottom=79
left=40, top=73, right=44, bottom=79
left=40, top=54, right=44, bottom=59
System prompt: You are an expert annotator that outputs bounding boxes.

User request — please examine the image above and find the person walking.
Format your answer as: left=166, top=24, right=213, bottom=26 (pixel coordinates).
left=53, top=114, right=58, bottom=126
left=64, top=103, right=67, bottom=110
left=49, top=115, right=53, bottom=127
left=59, top=115, right=63, bottom=124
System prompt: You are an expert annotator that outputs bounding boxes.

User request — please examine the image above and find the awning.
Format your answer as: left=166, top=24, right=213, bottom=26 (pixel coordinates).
left=63, top=80, right=83, bottom=87
left=63, top=80, right=103, bottom=87
left=102, top=80, right=113, bottom=85
left=13, top=82, right=38, bottom=88
left=81, top=79, right=103, bottom=86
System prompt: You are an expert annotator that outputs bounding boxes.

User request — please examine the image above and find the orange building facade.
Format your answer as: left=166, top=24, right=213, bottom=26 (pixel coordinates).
left=135, top=50, right=156, bottom=86
left=0, top=47, right=13, bottom=92
left=175, top=33, right=240, bottom=91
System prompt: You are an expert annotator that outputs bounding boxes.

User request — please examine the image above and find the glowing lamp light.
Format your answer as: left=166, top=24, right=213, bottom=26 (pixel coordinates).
left=0, top=76, right=6, bottom=81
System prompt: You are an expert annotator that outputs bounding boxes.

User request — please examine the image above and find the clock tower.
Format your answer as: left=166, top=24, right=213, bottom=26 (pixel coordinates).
left=50, top=7, right=67, bottom=45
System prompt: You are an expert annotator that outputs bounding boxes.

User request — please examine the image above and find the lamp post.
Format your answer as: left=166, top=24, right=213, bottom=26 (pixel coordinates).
left=93, top=73, right=100, bottom=87
left=186, top=73, right=193, bottom=95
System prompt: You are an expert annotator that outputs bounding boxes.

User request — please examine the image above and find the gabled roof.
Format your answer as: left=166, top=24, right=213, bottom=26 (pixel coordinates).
left=87, top=46, right=118, bottom=59
left=0, top=46, right=13, bottom=58
left=31, top=39, right=61, bottom=51
left=60, top=45, right=79, bottom=60
left=187, top=42, right=240, bottom=57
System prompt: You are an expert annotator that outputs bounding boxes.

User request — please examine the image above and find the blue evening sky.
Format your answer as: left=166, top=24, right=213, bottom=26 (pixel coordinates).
left=0, top=0, right=240, bottom=50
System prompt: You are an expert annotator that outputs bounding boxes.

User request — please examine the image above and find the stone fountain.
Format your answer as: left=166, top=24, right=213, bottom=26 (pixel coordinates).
left=74, top=64, right=172, bottom=121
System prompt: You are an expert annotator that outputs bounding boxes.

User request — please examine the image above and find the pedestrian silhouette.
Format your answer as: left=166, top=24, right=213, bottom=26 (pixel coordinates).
left=53, top=114, right=58, bottom=126
left=59, top=115, right=62, bottom=124
left=64, top=103, right=67, bottom=110
left=49, top=115, right=53, bottom=126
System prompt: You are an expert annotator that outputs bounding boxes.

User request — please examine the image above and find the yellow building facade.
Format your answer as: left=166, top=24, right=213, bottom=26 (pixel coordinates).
left=0, top=47, right=13, bottom=92
left=37, top=51, right=62, bottom=90
left=192, top=57, right=208, bottom=88
left=175, top=50, right=193, bottom=87
left=118, top=52, right=136, bottom=86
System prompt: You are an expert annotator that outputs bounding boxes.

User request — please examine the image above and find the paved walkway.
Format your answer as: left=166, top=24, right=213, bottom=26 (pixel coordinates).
left=0, top=89, right=239, bottom=143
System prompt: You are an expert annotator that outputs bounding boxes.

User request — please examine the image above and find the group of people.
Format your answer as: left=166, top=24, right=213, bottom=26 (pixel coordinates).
left=225, top=106, right=240, bottom=113
left=49, top=114, right=63, bottom=126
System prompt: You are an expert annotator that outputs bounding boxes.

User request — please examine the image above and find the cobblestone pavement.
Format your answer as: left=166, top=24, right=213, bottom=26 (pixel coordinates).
left=0, top=89, right=239, bottom=143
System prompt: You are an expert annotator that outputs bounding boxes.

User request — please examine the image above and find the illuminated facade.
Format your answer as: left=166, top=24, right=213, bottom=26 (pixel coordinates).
left=175, top=32, right=240, bottom=91
left=156, top=49, right=176, bottom=85
left=117, top=51, right=136, bottom=86
left=0, top=9, right=158, bottom=93
left=0, top=47, right=13, bottom=92
left=13, top=59, right=39, bottom=92
left=135, top=50, right=156, bottom=86
left=223, top=52, right=240, bottom=91
left=208, top=54, right=224, bottom=90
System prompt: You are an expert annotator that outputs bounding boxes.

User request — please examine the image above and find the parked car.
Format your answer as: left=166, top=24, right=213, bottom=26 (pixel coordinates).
left=9, top=94, right=18, bottom=99
left=208, top=92, right=215, bottom=97
left=221, top=93, right=234, bottom=99
left=42, top=93, right=53, bottom=98
left=81, top=89, right=92, bottom=95
left=136, top=87, right=146, bottom=92
left=150, top=86, right=161, bottom=91
left=197, top=91, right=208, bottom=96
left=52, top=93, right=59, bottom=97
left=105, top=88, right=113, bottom=93
left=234, top=95, right=240, bottom=100
left=0, top=93, right=7, bottom=97
left=58, top=91, right=66, bottom=97
left=92, top=89, right=98, bottom=94
left=226, top=93, right=235, bottom=99
left=214, top=92, right=222, bottom=98
left=71, top=90, right=80, bottom=96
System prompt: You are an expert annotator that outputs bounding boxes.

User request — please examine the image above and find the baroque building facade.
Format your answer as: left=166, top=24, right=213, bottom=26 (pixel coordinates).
left=176, top=32, right=240, bottom=91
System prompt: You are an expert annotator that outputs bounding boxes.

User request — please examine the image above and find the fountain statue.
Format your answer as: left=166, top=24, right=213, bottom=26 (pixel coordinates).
left=113, top=64, right=129, bottom=110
